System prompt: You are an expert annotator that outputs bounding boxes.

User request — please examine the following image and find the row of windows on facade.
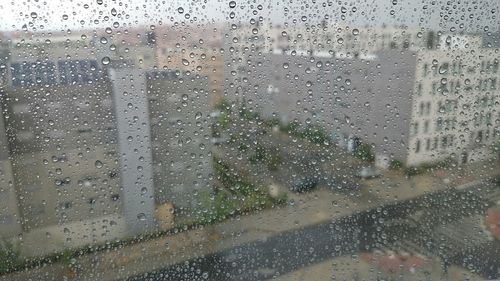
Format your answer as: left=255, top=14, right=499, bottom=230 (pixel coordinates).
left=418, top=96, right=496, bottom=118
left=10, top=59, right=100, bottom=87
left=28, top=194, right=121, bottom=217
left=415, top=134, right=455, bottom=153
left=413, top=112, right=495, bottom=135
left=54, top=171, right=118, bottom=187
left=412, top=118, right=455, bottom=135
left=414, top=128, right=499, bottom=153
left=59, top=194, right=121, bottom=210
left=14, top=125, right=116, bottom=142
left=417, top=99, right=459, bottom=116
left=422, top=60, right=499, bottom=77
left=416, top=78, right=498, bottom=96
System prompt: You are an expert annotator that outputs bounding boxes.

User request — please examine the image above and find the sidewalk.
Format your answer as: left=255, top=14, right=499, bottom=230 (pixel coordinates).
left=2, top=160, right=499, bottom=281
left=271, top=255, right=483, bottom=281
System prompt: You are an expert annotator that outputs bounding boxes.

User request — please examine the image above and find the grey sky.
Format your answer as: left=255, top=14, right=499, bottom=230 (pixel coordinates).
left=1, top=0, right=498, bottom=33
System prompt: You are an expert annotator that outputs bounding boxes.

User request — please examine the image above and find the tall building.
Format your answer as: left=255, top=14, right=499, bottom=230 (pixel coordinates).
left=406, top=35, right=500, bottom=166
left=0, top=29, right=213, bottom=255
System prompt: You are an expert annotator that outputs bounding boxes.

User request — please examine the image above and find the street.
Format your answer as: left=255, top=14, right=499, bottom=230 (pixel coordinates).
left=126, top=184, right=499, bottom=281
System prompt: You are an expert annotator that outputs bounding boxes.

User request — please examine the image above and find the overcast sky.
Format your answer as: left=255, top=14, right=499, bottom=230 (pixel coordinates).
left=1, top=0, right=498, bottom=33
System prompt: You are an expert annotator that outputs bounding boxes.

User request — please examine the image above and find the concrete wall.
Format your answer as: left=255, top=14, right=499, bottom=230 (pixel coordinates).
left=146, top=72, right=212, bottom=208
left=109, top=67, right=156, bottom=235
left=224, top=48, right=416, bottom=164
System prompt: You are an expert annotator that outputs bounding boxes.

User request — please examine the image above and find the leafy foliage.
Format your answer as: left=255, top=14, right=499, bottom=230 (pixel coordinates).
left=0, top=239, right=22, bottom=274
left=354, top=143, right=375, bottom=162
left=389, top=159, right=403, bottom=170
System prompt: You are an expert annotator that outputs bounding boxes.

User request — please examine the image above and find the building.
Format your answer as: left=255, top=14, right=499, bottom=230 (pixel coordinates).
left=146, top=70, right=212, bottom=208
left=224, top=25, right=500, bottom=167
left=406, top=35, right=500, bottom=166
left=0, top=29, right=213, bottom=255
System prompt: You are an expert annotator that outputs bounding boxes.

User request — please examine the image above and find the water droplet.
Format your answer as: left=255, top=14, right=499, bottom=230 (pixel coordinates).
left=352, top=29, right=359, bottom=35
left=195, top=112, right=202, bottom=119
left=178, top=7, right=184, bottom=13
left=229, top=1, right=236, bottom=8
left=137, top=213, right=146, bottom=221
left=30, top=12, right=38, bottom=19
left=97, top=0, right=103, bottom=4
left=182, top=59, right=189, bottom=66
left=111, top=8, right=117, bottom=16
left=95, top=160, right=103, bottom=169
left=301, top=16, right=307, bottom=22
left=62, top=14, right=68, bottom=20
left=100, top=37, right=108, bottom=44
left=283, top=63, right=289, bottom=69
left=101, top=57, right=110, bottom=65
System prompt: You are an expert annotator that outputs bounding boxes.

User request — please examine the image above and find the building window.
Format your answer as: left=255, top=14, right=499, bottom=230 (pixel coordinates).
left=442, top=136, right=448, bottom=148
left=477, top=130, right=483, bottom=143
left=426, top=138, right=431, bottom=151
left=61, top=202, right=73, bottom=210
left=440, top=62, right=449, bottom=75
left=424, top=120, right=429, bottom=133
left=416, top=83, right=422, bottom=96
left=415, top=139, right=421, bottom=153
left=436, top=118, right=443, bottom=131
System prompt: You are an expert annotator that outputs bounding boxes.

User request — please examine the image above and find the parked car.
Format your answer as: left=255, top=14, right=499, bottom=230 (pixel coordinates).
left=290, top=176, right=319, bottom=193
left=356, top=166, right=382, bottom=179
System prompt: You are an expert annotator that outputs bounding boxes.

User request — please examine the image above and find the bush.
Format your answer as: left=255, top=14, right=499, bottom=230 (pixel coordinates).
left=0, top=239, right=22, bottom=274
left=196, top=190, right=235, bottom=224
left=354, top=143, right=375, bottom=162
left=215, top=98, right=232, bottom=114
left=267, top=154, right=283, bottom=171
left=280, top=121, right=301, bottom=134
left=263, top=118, right=281, bottom=128
left=389, top=159, right=403, bottom=170
left=404, top=166, right=421, bottom=177
left=302, top=126, right=329, bottom=144
left=206, top=157, right=288, bottom=225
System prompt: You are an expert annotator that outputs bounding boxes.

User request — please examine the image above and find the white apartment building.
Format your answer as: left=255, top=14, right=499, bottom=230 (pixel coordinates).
left=407, top=35, right=500, bottom=166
